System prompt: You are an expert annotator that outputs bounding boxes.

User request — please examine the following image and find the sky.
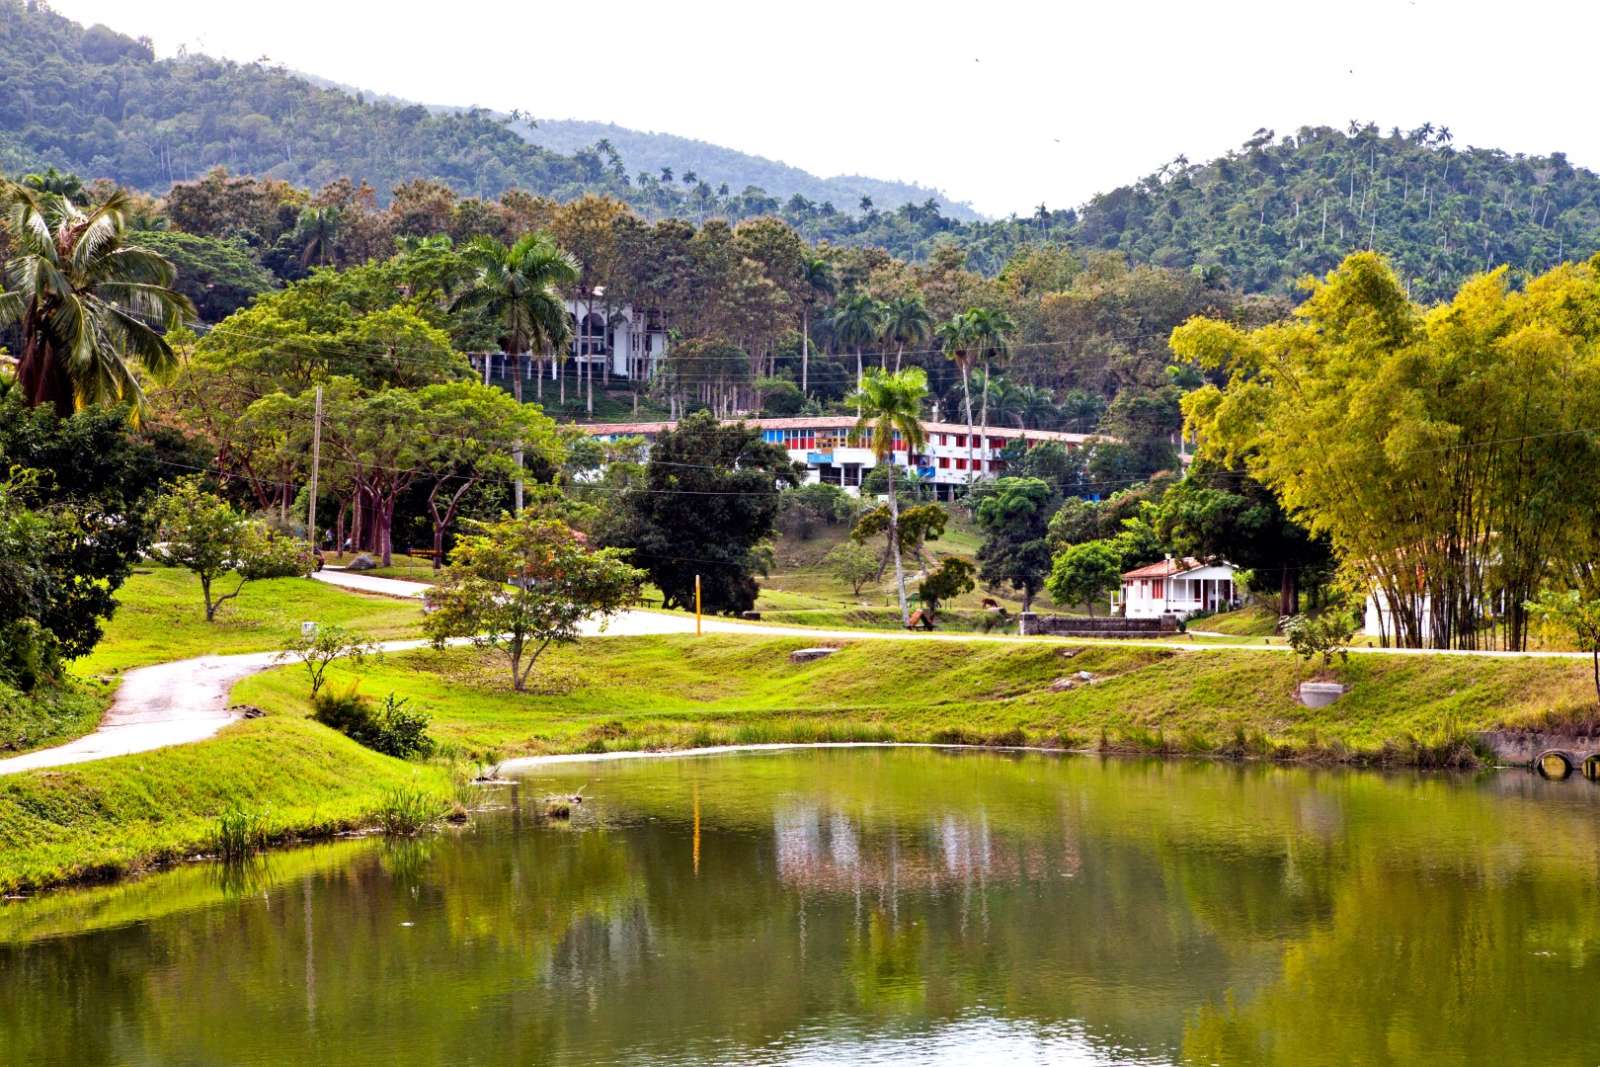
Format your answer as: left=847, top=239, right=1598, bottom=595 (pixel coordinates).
left=45, top=0, right=1600, bottom=218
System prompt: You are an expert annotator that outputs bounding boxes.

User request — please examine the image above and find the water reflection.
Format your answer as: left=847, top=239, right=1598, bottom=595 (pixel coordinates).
left=3, top=750, right=1600, bottom=1066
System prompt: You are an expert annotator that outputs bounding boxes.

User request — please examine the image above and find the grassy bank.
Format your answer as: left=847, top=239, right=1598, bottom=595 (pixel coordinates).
left=0, top=716, right=449, bottom=892
left=234, top=634, right=1599, bottom=765
left=0, top=676, right=111, bottom=754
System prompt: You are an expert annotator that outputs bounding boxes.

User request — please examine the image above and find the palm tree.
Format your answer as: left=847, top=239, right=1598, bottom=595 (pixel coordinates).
left=883, top=293, right=932, bottom=372
left=0, top=186, right=194, bottom=418
left=295, top=204, right=343, bottom=267
left=798, top=254, right=835, bottom=396
left=21, top=167, right=87, bottom=205
left=849, top=367, right=928, bottom=627
left=1015, top=383, right=1057, bottom=429
left=967, top=306, right=1015, bottom=475
left=453, top=233, right=578, bottom=404
left=936, top=311, right=979, bottom=473
left=830, top=293, right=886, bottom=406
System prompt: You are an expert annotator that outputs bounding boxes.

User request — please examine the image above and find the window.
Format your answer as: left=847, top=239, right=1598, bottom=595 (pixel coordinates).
left=956, top=458, right=968, bottom=471
left=956, top=434, right=967, bottom=448
left=938, top=457, right=950, bottom=469
left=989, top=436, right=1005, bottom=448
left=1151, top=579, right=1164, bottom=599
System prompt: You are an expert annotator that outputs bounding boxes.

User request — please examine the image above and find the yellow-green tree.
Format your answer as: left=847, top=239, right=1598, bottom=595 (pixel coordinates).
left=1173, top=252, right=1600, bottom=650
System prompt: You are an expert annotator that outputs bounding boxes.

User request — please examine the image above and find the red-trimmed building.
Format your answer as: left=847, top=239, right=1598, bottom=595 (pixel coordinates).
left=581, top=417, right=1101, bottom=500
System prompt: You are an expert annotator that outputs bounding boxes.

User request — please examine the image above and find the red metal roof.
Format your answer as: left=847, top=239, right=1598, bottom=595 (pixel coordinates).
left=1121, top=557, right=1204, bottom=580
left=577, top=416, right=1100, bottom=445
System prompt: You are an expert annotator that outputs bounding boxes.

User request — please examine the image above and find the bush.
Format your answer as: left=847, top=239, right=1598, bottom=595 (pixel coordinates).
left=312, top=688, right=434, bottom=758
left=1282, top=612, right=1354, bottom=671
left=778, top=483, right=855, bottom=540
left=214, top=805, right=268, bottom=860
left=376, top=783, right=446, bottom=835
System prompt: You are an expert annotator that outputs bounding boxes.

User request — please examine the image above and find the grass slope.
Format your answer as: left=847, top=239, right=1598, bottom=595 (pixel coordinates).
left=235, top=635, right=1599, bottom=764
left=0, top=717, right=447, bottom=893
left=0, top=676, right=109, bottom=755
left=75, top=566, right=425, bottom=676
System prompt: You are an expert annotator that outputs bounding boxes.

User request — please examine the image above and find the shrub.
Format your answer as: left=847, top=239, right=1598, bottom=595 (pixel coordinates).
left=376, top=783, right=446, bottom=834
left=312, top=688, right=434, bottom=759
left=214, top=805, right=268, bottom=860
left=1282, top=612, right=1355, bottom=671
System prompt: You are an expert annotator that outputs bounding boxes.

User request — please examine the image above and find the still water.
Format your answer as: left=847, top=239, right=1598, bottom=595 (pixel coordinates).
left=4, top=749, right=1600, bottom=1066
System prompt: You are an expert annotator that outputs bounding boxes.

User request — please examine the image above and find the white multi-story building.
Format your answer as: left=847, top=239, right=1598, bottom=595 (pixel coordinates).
left=567, top=299, right=670, bottom=381
left=472, top=299, right=670, bottom=383
left=583, top=416, right=1099, bottom=500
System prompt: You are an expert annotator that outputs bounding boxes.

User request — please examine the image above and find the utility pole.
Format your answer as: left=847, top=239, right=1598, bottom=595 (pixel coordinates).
left=307, top=385, right=322, bottom=547
left=695, top=574, right=702, bottom=636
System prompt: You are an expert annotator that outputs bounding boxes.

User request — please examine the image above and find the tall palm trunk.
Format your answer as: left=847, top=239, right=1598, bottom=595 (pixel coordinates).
left=960, top=363, right=975, bottom=476
left=511, top=351, right=524, bottom=404
left=17, top=310, right=74, bottom=417
left=894, top=342, right=904, bottom=372
left=887, top=458, right=909, bottom=627
left=854, top=346, right=863, bottom=414
left=801, top=307, right=811, bottom=396
left=979, top=367, right=992, bottom=477
left=535, top=350, right=544, bottom=399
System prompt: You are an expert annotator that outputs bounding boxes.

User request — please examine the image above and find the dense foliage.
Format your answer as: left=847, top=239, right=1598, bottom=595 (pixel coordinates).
left=1176, top=251, right=1600, bottom=650
left=603, top=413, right=801, bottom=615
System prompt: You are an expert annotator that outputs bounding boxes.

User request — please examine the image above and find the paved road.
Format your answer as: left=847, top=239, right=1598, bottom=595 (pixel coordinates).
left=4, top=571, right=1590, bottom=777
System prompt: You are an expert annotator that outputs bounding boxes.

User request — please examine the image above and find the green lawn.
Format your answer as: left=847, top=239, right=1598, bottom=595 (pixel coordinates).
left=75, top=565, right=426, bottom=677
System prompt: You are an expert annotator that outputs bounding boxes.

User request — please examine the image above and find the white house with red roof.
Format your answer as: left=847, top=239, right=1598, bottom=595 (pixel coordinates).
left=1115, top=557, right=1241, bottom=619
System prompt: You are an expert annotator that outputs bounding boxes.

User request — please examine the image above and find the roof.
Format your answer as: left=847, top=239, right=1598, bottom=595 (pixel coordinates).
left=1122, top=557, right=1204, bottom=580
left=577, top=416, right=1100, bottom=445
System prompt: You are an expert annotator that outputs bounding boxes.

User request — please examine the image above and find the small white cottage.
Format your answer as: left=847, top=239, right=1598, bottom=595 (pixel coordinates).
left=1117, top=558, right=1241, bottom=619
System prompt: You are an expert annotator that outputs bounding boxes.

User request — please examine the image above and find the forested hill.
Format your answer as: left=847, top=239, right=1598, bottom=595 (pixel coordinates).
left=0, top=1, right=976, bottom=240
left=9, top=0, right=1600, bottom=297
left=511, top=118, right=980, bottom=222
left=1056, top=124, right=1600, bottom=301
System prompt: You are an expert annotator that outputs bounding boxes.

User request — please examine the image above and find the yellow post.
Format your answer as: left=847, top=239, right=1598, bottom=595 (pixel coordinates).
left=695, top=574, right=702, bottom=636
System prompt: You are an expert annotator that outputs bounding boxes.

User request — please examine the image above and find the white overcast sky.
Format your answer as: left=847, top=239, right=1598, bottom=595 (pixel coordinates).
left=46, top=0, right=1600, bottom=218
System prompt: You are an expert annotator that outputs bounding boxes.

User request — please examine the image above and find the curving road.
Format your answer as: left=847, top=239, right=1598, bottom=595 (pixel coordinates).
left=1, top=571, right=1587, bottom=777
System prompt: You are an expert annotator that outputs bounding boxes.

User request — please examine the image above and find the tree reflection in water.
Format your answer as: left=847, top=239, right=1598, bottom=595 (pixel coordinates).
left=4, top=749, right=1600, bottom=1066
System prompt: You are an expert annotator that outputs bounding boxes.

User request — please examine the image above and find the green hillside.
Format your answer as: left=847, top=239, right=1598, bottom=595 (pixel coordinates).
left=1056, top=124, right=1600, bottom=300
left=7, top=0, right=1600, bottom=294
left=513, top=117, right=981, bottom=221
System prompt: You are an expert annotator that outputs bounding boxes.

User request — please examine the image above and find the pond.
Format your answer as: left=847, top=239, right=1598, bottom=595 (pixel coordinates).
left=5, top=748, right=1600, bottom=1065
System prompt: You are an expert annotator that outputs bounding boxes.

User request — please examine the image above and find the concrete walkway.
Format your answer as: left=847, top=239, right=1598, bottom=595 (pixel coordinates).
left=5, top=569, right=1593, bottom=777
left=0, top=639, right=434, bottom=776
left=311, top=569, right=432, bottom=599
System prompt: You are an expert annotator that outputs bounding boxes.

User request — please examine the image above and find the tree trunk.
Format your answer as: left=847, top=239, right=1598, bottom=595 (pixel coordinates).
left=887, top=460, right=909, bottom=627
left=511, top=351, right=523, bottom=403
left=201, top=575, right=216, bottom=622
left=960, top=364, right=975, bottom=477
left=801, top=307, right=811, bottom=396
left=17, top=327, right=74, bottom=417
left=1279, top=565, right=1299, bottom=617
left=979, top=370, right=991, bottom=477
